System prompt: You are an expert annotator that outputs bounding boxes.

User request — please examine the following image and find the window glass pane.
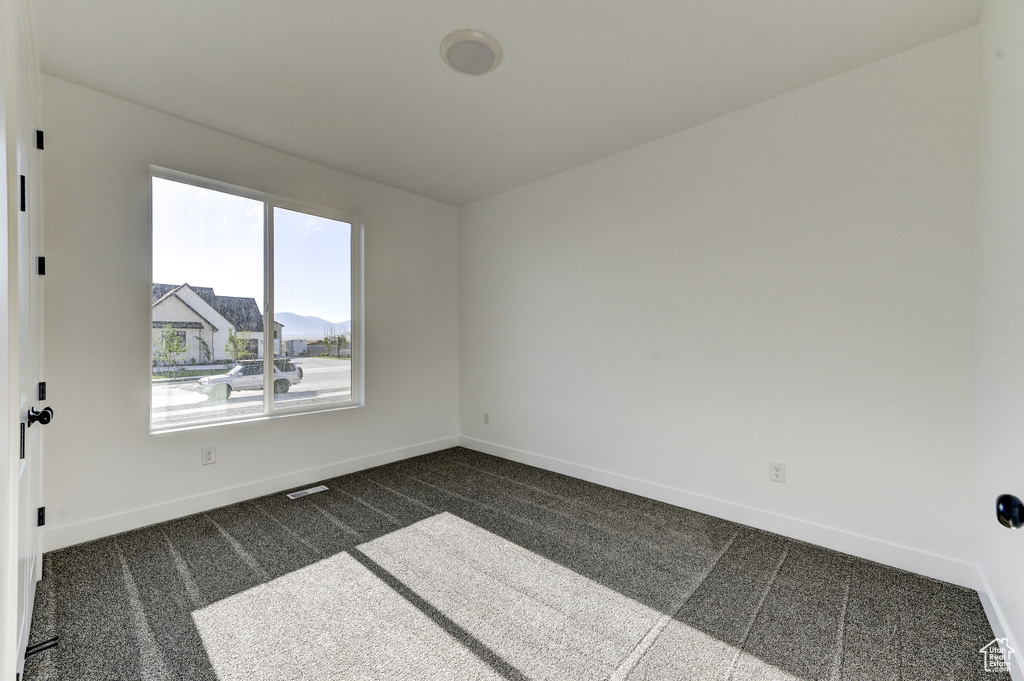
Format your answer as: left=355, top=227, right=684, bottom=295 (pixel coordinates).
left=151, top=177, right=266, bottom=429
left=272, top=207, right=352, bottom=409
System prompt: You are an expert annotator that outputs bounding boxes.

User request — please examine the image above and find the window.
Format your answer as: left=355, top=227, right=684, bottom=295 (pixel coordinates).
left=150, top=169, right=362, bottom=431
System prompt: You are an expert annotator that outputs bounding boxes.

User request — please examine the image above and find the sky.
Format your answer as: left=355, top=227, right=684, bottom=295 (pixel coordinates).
left=152, top=177, right=352, bottom=322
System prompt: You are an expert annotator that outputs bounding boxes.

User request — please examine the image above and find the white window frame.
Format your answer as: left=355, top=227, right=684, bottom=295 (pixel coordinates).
left=151, top=166, right=364, bottom=432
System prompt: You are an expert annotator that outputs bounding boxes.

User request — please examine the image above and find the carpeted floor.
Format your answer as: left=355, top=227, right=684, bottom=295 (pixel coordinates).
left=22, top=447, right=1007, bottom=680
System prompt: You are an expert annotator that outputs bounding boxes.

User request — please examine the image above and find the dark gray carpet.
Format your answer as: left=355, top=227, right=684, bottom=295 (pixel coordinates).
left=22, top=447, right=1006, bottom=680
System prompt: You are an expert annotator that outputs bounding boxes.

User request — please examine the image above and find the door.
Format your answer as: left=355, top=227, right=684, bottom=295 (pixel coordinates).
left=14, top=82, right=43, bottom=678
left=3, top=0, right=44, bottom=676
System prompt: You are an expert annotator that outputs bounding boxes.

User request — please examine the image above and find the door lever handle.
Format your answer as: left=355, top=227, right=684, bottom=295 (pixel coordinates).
left=27, top=406, right=53, bottom=427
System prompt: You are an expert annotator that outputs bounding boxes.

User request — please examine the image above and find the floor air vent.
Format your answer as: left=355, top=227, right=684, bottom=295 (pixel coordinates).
left=286, top=485, right=328, bottom=500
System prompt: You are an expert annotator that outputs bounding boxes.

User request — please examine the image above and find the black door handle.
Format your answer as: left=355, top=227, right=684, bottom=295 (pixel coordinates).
left=27, top=406, right=53, bottom=427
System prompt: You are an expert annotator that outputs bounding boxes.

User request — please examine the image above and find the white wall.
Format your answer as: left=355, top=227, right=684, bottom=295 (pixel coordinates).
left=975, top=1, right=1024, bottom=676
left=460, top=29, right=980, bottom=586
left=41, top=76, right=460, bottom=550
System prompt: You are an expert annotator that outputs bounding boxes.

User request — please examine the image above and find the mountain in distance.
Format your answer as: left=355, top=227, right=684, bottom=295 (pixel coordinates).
left=275, top=312, right=351, bottom=339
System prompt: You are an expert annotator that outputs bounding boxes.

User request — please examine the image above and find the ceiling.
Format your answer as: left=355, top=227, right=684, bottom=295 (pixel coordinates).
left=33, top=1, right=983, bottom=206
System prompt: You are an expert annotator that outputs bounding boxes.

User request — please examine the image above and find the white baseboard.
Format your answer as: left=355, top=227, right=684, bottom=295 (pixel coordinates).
left=977, top=567, right=1024, bottom=681
left=459, top=436, right=977, bottom=589
left=43, top=436, right=460, bottom=552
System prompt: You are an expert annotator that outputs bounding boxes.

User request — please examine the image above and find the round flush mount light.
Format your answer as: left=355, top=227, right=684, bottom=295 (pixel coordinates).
left=441, top=29, right=502, bottom=76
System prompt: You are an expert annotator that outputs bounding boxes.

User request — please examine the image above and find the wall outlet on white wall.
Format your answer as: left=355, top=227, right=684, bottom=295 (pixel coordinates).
left=484, top=412, right=490, bottom=425
left=769, top=461, right=785, bottom=483
left=202, top=446, right=216, bottom=465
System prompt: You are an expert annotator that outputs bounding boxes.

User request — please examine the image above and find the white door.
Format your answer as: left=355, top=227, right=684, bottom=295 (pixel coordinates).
left=3, top=0, right=44, bottom=676
left=14, top=92, right=43, bottom=678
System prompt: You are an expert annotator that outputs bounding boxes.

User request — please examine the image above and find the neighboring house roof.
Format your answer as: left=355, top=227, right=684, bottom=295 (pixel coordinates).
left=151, top=283, right=178, bottom=303
left=191, top=286, right=264, bottom=333
left=152, top=284, right=280, bottom=333
left=151, top=321, right=203, bottom=329
left=152, top=284, right=221, bottom=332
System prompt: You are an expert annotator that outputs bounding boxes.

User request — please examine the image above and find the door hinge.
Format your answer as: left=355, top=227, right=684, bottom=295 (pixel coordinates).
left=38, top=256, right=45, bottom=275
left=19, top=423, right=25, bottom=460
left=37, top=507, right=45, bottom=526
left=38, top=382, right=46, bottom=401
left=20, top=175, right=26, bottom=212
left=36, top=130, right=44, bottom=150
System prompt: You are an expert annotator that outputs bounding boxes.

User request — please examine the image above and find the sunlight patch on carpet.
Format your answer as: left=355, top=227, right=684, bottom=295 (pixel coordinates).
left=191, top=513, right=667, bottom=680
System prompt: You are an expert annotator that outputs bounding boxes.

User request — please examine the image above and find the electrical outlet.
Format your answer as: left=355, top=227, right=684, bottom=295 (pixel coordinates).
left=484, top=412, right=489, bottom=425
left=769, top=461, right=785, bottom=483
left=202, top=446, right=216, bottom=465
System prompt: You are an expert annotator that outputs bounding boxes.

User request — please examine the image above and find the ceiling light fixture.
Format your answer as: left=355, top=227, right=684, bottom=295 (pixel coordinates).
left=440, top=29, right=502, bottom=76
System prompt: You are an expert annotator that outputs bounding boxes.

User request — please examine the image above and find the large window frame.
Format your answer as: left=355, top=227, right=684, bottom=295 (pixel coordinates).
left=151, top=167, right=364, bottom=432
